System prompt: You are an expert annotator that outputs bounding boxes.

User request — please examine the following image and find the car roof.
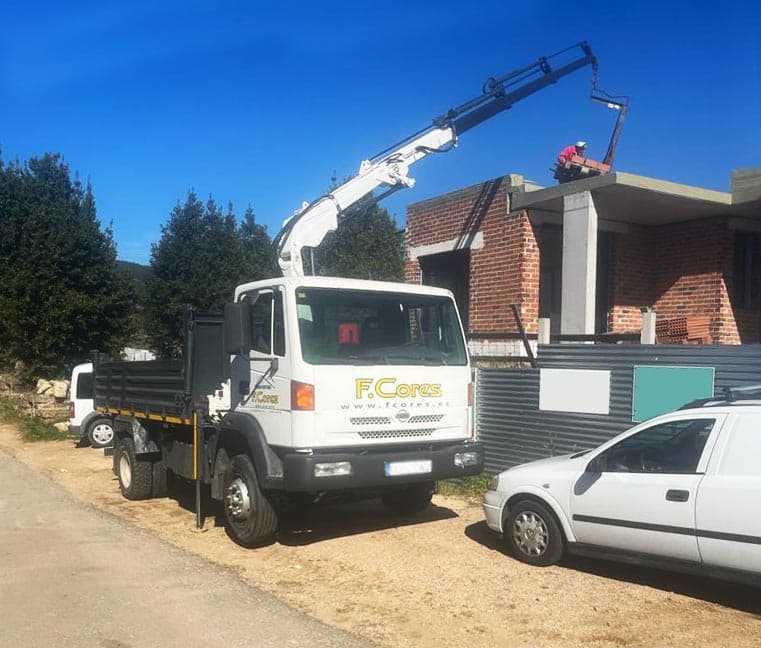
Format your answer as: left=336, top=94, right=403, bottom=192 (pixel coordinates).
left=679, top=385, right=761, bottom=413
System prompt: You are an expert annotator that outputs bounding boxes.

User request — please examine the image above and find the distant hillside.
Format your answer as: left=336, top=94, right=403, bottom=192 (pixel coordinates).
left=117, top=260, right=152, bottom=293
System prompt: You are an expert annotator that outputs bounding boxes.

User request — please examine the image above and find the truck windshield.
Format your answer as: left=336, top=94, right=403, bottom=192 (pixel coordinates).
left=296, top=287, right=467, bottom=366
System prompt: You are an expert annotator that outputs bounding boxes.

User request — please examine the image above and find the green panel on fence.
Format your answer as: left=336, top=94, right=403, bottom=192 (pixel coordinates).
left=632, top=366, right=715, bottom=422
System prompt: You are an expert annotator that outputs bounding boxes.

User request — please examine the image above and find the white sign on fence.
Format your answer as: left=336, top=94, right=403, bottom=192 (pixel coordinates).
left=539, top=368, right=611, bottom=415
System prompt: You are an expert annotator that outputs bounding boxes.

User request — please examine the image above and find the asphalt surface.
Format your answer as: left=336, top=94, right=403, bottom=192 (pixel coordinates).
left=0, top=449, right=369, bottom=648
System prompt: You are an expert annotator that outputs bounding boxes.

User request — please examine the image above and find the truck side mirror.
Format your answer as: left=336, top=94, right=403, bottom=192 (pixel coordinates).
left=224, top=302, right=252, bottom=356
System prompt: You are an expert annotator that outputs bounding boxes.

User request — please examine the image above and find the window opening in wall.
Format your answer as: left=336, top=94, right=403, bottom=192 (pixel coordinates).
left=732, top=231, right=756, bottom=310
left=539, top=224, right=562, bottom=334
left=596, top=231, right=614, bottom=334
left=419, top=249, right=470, bottom=330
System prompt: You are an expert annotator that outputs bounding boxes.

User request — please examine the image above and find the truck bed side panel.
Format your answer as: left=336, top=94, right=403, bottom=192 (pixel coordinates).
left=94, top=360, right=188, bottom=422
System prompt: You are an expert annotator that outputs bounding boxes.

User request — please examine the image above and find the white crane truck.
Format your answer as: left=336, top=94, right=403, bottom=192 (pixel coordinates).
left=94, top=43, right=598, bottom=547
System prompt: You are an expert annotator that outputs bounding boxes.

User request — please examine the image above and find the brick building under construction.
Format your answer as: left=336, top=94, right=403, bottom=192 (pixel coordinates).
left=404, top=168, right=761, bottom=358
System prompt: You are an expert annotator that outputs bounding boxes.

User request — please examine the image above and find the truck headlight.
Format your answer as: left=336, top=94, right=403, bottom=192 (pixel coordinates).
left=489, top=475, right=500, bottom=491
left=314, top=461, right=352, bottom=477
left=454, top=451, right=480, bottom=468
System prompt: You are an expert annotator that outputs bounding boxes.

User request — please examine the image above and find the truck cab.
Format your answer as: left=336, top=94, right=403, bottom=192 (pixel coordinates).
left=221, top=276, right=480, bottom=492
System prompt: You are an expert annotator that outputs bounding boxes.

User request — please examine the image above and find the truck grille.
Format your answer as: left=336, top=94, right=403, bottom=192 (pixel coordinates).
left=350, top=416, right=392, bottom=426
left=357, top=428, right=435, bottom=440
left=407, top=414, right=444, bottom=424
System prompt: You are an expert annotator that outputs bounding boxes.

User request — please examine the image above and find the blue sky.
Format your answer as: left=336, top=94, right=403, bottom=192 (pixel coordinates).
left=2, top=1, right=759, bottom=264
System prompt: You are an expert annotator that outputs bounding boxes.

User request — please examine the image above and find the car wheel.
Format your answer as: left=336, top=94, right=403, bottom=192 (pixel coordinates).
left=222, top=454, right=278, bottom=547
left=87, top=417, right=115, bottom=448
left=381, top=482, right=434, bottom=515
left=505, top=499, right=564, bottom=566
left=116, top=436, right=153, bottom=500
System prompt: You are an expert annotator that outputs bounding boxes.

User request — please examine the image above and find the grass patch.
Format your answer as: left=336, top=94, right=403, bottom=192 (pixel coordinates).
left=19, top=417, right=71, bottom=442
left=437, top=473, right=493, bottom=502
left=0, top=396, right=72, bottom=442
left=0, top=397, right=23, bottom=424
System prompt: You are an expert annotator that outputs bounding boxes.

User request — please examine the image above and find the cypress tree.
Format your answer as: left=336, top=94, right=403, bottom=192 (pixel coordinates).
left=0, top=154, right=134, bottom=379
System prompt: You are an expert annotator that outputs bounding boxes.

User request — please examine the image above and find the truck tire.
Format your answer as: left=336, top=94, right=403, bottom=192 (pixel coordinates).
left=381, top=481, right=434, bottom=515
left=222, top=454, right=278, bottom=547
left=86, top=417, right=114, bottom=449
left=151, top=457, right=169, bottom=498
left=116, top=436, right=153, bottom=500
left=505, top=499, right=565, bottom=567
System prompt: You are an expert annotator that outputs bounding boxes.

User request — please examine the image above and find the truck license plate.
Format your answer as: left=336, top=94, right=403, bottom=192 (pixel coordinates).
left=385, top=460, right=432, bottom=477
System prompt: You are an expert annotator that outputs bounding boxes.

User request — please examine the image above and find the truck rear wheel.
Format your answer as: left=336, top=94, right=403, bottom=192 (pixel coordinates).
left=222, top=454, right=278, bottom=547
left=116, top=436, right=153, bottom=500
left=381, top=481, right=434, bottom=515
left=151, top=456, right=168, bottom=498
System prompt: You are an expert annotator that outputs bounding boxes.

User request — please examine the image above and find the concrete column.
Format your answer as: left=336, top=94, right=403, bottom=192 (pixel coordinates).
left=538, top=318, right=551, bottom=345
left=561, top=191, right=597, bottom=335
left=640, top=308, right=657, bottom=344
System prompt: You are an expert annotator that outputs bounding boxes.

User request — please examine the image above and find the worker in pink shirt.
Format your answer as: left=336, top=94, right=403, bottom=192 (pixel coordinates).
left=558, top=141, right=587, bottom=164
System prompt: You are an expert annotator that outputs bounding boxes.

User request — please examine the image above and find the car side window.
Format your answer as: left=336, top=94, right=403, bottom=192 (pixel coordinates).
left=600, top=418, right=715, bottom=474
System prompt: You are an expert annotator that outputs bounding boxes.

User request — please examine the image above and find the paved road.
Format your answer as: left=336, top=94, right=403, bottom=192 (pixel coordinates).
left=0, top=449, right=368, bottom=648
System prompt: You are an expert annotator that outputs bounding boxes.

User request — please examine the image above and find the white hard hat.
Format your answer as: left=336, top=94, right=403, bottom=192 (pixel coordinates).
left=576, top=140, right=587, bottom=148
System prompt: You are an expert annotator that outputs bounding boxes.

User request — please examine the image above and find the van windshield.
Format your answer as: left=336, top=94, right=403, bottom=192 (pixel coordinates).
left=296, top=287, right=467, bottom=366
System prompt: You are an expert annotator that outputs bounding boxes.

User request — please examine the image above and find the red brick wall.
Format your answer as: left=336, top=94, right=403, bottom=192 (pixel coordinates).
left=609, top=218, right=760, bottom=344
left=609, top=225, right=656, bottom=332
left=405, top=176, right=539, bottom=335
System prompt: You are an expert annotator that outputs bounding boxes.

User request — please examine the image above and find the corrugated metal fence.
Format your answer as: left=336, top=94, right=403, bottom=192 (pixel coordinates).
left=477, top=344, right=761, bottom=474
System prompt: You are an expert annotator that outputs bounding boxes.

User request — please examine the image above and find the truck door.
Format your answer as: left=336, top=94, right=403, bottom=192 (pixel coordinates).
left=235, top=288, right=291, bottom=447
left=695, top=412, right=761, bottom=574
left=570, top=414, right=724, bottom=562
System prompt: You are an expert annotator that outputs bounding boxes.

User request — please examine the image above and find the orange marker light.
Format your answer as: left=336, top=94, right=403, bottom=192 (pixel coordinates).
left=467, top=382, right=474, bottom=407
left=291, top=380, right=315, bottom=411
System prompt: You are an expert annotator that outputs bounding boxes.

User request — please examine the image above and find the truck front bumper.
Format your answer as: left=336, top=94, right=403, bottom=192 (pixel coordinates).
left=280, top=441, right=483, bottom=492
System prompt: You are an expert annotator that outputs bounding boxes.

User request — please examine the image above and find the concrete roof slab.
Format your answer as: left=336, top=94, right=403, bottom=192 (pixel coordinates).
left=511, top=172, right=742, bottom=225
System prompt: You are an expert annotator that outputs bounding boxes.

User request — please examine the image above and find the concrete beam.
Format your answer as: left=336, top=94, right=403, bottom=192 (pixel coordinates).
left=561, top=191, right=597, bottom=335
left=407, top=231, right=484, bottom=261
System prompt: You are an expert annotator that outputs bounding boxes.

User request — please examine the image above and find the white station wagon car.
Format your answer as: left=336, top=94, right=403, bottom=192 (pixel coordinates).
left=483, top=396, right=761, bottom=584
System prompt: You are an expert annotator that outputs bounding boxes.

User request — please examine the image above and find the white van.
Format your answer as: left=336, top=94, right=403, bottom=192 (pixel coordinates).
left=68, top=362, right=114, bottom=448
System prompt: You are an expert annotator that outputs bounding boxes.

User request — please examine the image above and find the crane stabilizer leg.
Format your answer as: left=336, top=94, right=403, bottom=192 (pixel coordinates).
left=274, top=41, right=598, bottom=277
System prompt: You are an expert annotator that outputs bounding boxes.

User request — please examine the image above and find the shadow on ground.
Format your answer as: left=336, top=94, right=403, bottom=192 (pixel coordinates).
left=164, top=476, right=458, bottom=546
left=464, top=520, right=761, bottom=616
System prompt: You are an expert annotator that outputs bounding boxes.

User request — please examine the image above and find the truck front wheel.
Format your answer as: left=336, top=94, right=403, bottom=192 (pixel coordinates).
left=116, top=436, right=153, bottom=500
left=381, top=481, right=434, bottom=515
left=222, top=454, right=278, bottom=547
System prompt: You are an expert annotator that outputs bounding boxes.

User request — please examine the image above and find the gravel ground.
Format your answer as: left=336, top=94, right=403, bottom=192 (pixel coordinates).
left=1, top=423, right=759, bottom=648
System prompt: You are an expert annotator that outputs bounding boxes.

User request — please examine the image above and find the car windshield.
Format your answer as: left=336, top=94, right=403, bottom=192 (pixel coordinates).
left=295, top=287, right=467, bottom=366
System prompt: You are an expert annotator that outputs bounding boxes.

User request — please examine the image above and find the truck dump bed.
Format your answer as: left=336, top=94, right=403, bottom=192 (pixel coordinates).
left=93, top=314, right=227, bottom=425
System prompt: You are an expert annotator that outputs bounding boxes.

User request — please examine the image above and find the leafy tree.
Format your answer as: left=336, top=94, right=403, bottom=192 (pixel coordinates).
left=312, top=201, right=404, bottom=281
left=0, top=153, right=134, bottom=380
left=239, top=206, right=271, bottom=281
left=144, top=193, right=270, bottom=356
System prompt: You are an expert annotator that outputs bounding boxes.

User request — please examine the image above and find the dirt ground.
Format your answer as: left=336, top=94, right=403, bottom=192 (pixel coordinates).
left=2, top=424, right=760, bottom=648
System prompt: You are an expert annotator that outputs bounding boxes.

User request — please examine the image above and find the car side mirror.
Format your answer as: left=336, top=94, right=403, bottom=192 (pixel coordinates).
left=224, top=302, right=252, bottom=356
left=586, top=454, right=605, bottom=473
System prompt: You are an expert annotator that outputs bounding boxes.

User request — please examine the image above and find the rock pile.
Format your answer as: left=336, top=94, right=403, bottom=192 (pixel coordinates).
left=0, top=373, right=70, bottom=423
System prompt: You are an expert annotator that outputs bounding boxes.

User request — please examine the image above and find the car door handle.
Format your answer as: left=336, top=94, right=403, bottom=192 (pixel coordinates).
left=666, top=489, right=690, bottom=502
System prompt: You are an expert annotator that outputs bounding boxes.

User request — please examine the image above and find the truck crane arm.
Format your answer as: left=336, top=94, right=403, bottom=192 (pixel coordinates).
left=273, top=42, right=597, bottom=277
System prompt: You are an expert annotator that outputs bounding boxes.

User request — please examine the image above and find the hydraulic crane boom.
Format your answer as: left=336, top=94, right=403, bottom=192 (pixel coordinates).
left=273, top=42, right=597, bottom=277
